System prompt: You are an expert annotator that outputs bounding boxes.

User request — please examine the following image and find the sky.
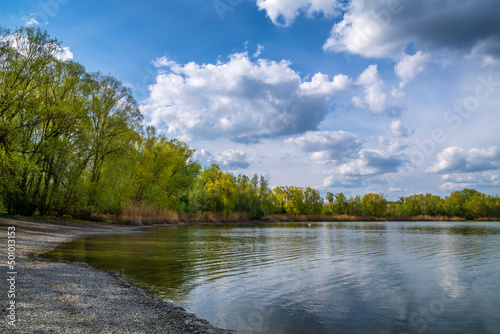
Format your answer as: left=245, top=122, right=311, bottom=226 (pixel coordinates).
left=2, top=0, right=500, bottom=199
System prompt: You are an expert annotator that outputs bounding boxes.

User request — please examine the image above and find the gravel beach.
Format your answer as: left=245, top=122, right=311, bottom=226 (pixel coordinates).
left=0, top=218, right=232, bottom=334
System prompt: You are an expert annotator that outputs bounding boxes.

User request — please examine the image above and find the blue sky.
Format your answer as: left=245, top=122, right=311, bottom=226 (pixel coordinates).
left=2, top=0, right=500, bottom=199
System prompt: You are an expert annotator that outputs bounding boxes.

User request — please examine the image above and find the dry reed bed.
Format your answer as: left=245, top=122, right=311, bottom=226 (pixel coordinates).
left=261, top=214, right=469, bottom=222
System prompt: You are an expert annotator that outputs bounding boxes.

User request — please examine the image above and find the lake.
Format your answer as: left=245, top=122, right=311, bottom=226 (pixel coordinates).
left=43, top=221, right=500, bottom=333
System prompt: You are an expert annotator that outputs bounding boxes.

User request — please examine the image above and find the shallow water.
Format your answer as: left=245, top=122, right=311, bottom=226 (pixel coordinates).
left=43, top=221, right=500, bottom=333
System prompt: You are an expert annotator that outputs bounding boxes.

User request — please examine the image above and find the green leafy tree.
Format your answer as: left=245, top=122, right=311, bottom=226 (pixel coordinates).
left=130, top=127, right=199, bottom=211
left=334, top=192, right=348, bottom=214
left=189, top=164, right=237, bottom=214
left=0, top=27, right=61, bottom=214
left=362, top=193, right=387, bottom=217
left=346, top=195, right=363, bottom=216
left=464, top=192, right=488, bottom=219
left=304, top=187, right=323, bottom=214
left=82, top=72, right=142, bottom=209
left=443, top=189, right=479, bottom=218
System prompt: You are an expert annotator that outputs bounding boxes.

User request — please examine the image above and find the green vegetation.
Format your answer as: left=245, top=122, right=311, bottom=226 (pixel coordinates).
left=1, top=27, right=499, bottom=223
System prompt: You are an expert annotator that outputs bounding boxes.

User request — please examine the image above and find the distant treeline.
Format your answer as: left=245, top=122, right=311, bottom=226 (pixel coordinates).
left=1, top=28, right=499, bottom=223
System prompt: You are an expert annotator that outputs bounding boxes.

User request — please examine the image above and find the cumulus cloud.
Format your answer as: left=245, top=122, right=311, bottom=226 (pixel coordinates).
left=25, top=14, right=40, bottom=26
left=195, top=148, right=251, bottom=170
left=389, top=120, right=413, bottom=138
left=438, top=171, right=500, bottom=191
left=395, top=51, right=431, bottom=87
left=54, top=46, right=74, bottom=61
left=300, top=73, right=353, bottom=96
left=285, top=130, right=362, bottom=161
left=353, top=64, right=404, bottom=116
left=287, top=131, right=405, bottom=188
left=426, top=146, right=500, bottom=174
left=256, top=0, right=341, bottom=26
left=141, top=52, right=354, bottom=143
left=214, top=149, right=251, bottom=169
left=323, top=0, right=500, bottom=61
left=323, top=148, right=404, bottom=188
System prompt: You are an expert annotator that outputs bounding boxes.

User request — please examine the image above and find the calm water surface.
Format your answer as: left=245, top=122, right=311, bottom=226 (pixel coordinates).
left=44, top=222, right=500, bottom=333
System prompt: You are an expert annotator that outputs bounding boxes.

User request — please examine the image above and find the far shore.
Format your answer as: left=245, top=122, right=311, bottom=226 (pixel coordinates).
left=3, top=212, right=499, bottom=228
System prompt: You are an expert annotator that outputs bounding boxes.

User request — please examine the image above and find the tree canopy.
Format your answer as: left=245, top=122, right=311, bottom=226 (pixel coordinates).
left=1, top=27, right=499, bottom=222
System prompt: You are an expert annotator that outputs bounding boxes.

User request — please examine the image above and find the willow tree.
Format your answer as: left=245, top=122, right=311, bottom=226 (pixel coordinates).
left=82, top=72, right=142, bottom=209
left=188, top=164, right=237, bottom=214
left=129, top=126, right=200, bottom=211
left=0, top=27, right=66, bottom=214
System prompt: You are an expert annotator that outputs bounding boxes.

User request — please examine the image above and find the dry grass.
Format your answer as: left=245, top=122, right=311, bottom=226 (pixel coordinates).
left=261, top=214, right=384, bottom=222
left=473, top=217, right=500, bottom=222
left=180, top=211, right=250, bottom=223
left=262, top=214, right=469, bottom=222
left=118, top=202, right=178, bottom=225
left=386, top=215, right=466, bottom=221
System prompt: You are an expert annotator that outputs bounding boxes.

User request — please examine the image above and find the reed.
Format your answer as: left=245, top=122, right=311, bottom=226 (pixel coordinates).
left=261, top=214, right=470, bottom=222
left=118, top=201, right=178, bottom=225
left=179, top=211, right=250, bottom=223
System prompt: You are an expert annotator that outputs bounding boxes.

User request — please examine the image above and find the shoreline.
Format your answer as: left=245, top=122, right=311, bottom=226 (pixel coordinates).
left=0, top=218, right=232, bottom=334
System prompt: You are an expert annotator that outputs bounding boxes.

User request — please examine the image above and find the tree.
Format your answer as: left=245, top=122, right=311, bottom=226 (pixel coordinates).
left=258, top=175, right=274, bottom=216
left=0, top=27, right=62, bottom=214
left=304, top=187, right=323, bottom=214
left=334, top=192, right=348, bottom=214
left=82, top=72, right=142, bottom=208
left=130, top=128, right=199, bottom=211
left=362, top=193, right=387, bottom=217
left=443, top=189, right=479, bottom=218
left=464, top=192, right=488, bottom=219
left=347, top=195, right=363, bottom=216
left=189, top=164, right=237, bottom=215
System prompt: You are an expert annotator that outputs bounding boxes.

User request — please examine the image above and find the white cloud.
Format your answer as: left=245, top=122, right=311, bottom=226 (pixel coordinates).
left=214, top=149, right=251, bottom=169
left=286, top=131, right=405, bottom=188
left=253, top=44, right=265, bottom=58
left=283, top=128, right=407, bottom=188
left=438, top=171, right=500, bottom=191
left=389, top=120, right=413, bottom=138
left=25, top=15, right=40, bottom=26
left=323, top=148, right=403, bottom=188
left=256, top=0, right=341, bottom=26
left=323, top=0, right=500, bottom=59
left=353, top=64, right=403, bottom=116
left=395, top=51, right=431, bottom=87
left=480, top=55, right=500, bottom=69
left=351, top=95, right=365, bottom=108
left=141, top=52, right=354, bottom=142
left=285, top=131, right=362, bottom=162
left=195, top=148, right=251, bottom=170
left=426, top=146, right=500, bottom=174
left=356, top=64, right=386, bottom=113
left=300, top=73, right=353, bottom=96
left=54, top=46, right=74, bottom=61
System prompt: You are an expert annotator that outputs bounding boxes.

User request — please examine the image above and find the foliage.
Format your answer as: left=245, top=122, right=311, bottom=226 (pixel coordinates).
left=1, top=27, right=499, bottom=222
left=0, top=27, right=195, bottom=217
left=187, top=164, right=271, bottom=219
left=269, top=186, right=323, bottom=215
